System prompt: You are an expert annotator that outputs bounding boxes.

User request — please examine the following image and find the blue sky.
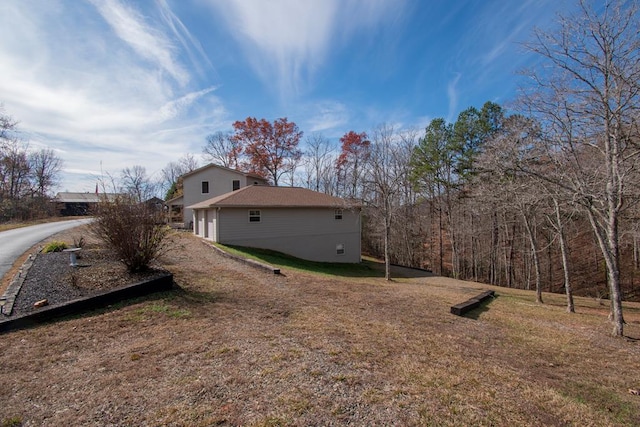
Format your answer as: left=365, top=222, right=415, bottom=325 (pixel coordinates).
left=0, top=0, right=573, bottom=194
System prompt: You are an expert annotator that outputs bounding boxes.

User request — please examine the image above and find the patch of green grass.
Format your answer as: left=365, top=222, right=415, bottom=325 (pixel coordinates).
left=216, top=244, right=383, bottom=277
left=562, top=381, right=638, bottom=424
left=1, top=416, right=23, bottom=427
left=135, top=302, right=190, bottom=319
left=119, top=296, right=188, bottom=323
left=42, top=241, right=68, bottom=253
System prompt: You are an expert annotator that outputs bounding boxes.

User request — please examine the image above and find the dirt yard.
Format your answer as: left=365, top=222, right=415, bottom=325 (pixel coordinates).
left=0, top=225, right=639, bottom=426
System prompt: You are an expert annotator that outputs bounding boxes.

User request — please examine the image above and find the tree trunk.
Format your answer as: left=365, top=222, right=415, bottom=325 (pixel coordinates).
left=634, top=232, right=639, bottom=270
left=586, top=207, right=624, bottom=336
left=552, top=198, right=574, bottom=313
left=384, top=200, right=392, bottom=281
left=438, top=195, right=444, bottom=276
left=490, top=210, right=499, bottom=285
left=522, top=210, right=543, bottom=303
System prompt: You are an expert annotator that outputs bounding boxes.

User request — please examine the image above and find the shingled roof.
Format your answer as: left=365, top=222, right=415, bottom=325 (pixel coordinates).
left=53, top=192, right=120, bottom=203
left=188, top=186, right=355, bottom=209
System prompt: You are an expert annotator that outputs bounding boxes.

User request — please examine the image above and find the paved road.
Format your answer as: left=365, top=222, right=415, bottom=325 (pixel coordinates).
left=0, top=218, right=93, bottom=280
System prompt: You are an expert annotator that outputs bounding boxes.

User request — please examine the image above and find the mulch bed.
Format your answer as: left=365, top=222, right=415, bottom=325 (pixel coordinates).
left=9, top=246, right=166, bottom=317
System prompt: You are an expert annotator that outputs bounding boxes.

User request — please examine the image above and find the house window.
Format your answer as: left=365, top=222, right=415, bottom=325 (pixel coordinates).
left=336, top=244, right=345, bottom=255
left=201, top=181, right=209, bottom=194
left=335, top=209, right=343, bottom=220
left=233, top=180, right=240, bottom=191
left=249, top=210, right=261, bottom=222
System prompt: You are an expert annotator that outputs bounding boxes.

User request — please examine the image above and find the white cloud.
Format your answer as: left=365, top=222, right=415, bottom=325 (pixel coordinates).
left=0, top=1, right=223, bottom=194
left=157, top=0, right=215, bottom=78
left=447, top=73, right=461, bottom=123
left=90, top=0, right=189, bottom=86
left=204, top=0, right=401, bottom=99
left=306, top=101, right=349, bottom=132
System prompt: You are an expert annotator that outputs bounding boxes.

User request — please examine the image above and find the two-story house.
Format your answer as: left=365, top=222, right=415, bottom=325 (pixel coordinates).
left=167, top=163, right=268, bottom=227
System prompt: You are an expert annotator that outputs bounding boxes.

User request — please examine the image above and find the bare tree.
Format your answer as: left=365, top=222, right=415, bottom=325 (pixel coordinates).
left=121, top=165, right=155, bottom=203
left=0, top=107, right=24, bottom=204
left=364, top=124, right=412, bottom=281
left=547, top=195, right=576, bottom=313
left=521, top=0, right=640, bottom=336
left=480, top=114, right=547, bottom=301
left=0, top=106, right=62, bottom=220
left=389, top=129, right=421, bottom=268
left=0, top=139, right=30, bottom=201
left=29, top=148, right=63, bottom=197
left=302, top=133, right=337, bottom=195
left=160, top=154, right=199, bottom=200
left=203, top=131, right=241, bottom=169
left=0, top=104, right=18, bottom=145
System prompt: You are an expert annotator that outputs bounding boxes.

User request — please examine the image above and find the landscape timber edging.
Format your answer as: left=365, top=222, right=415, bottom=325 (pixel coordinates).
left=202, top=241, right=281, bottom=274
left=0, top=252, right=36, bottom=316
left=450, top=290, right=495, bottom=316
left=0, top=272, right=173, bottom=333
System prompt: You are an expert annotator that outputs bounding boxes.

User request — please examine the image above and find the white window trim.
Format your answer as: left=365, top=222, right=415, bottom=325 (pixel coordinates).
left=335, top=209, right=343, bottom=220
left=249, top=209, right=261, bottom=223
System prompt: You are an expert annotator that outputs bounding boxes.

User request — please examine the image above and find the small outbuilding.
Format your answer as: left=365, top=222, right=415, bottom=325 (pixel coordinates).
left=53, top=192, right=120, bottom=216
left=188, top=186, right=361, bottom=263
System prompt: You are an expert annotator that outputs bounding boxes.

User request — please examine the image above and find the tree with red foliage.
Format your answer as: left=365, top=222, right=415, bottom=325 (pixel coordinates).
left=336, top=130, right=370, bottom=198
left=232, top=117, right=303, bottom=186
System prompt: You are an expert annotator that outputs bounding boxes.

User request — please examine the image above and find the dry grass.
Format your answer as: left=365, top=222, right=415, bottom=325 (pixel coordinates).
left=0, top=230, right=639, bottom=426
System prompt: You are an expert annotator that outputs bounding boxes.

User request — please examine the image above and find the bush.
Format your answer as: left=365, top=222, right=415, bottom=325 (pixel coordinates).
left=42, top=241, right=68, bottom=253
left=90, top=196, right=170, bottom=273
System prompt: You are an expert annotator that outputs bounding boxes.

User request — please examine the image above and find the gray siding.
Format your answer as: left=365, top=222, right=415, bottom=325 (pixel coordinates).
left=216, top=207, right=361, bottom=263
left=182, top=167, right=266, bottom=225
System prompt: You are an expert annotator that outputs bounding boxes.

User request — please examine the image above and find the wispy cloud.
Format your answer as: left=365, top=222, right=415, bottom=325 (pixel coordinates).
left=204, top=0, right=402, bottom=99
left=90, top=0, right=189, bottom=86
left=447, top=73, right=461, bottom=122
left=0, top=0, right=223, bottom=192
left=156, top=0, right=214, bottom=78
left=464, top=0, right=561, bottom=80
left=306, top=101, right=349, bottom=133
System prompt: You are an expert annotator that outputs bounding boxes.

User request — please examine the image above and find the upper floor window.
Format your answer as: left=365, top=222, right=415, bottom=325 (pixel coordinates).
left=249, top=210, right=261, bottom=222
left=201, top=181, right=209, bottom=194
left=335, top=209, right=343, bottom=220
left=233, top=180, right=240, bottom=191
